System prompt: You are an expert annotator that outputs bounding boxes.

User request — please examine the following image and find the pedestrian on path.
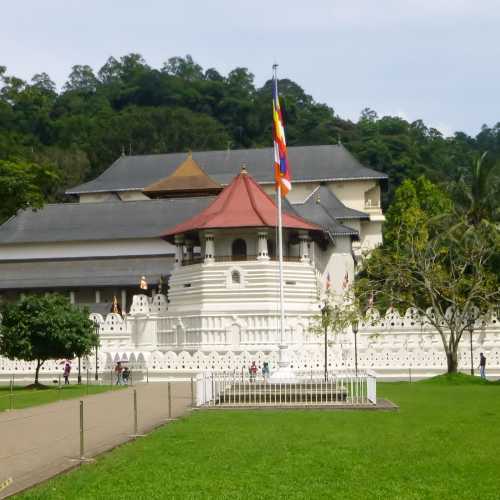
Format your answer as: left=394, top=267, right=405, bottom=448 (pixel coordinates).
left=115, top=361, right=123, bottom=385
left=479, top=353, right=486, bottom=379
left=262, top=361, right=270, bottom=382
left=249, top=361, right=257, bottom=382
left=122, top=366, right=130, bottom=385
left=63, top=362, right=71, bottom=385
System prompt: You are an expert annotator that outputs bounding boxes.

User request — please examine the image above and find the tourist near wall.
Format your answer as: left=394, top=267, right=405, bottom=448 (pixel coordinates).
left=1, top=294, right=499, bottom=380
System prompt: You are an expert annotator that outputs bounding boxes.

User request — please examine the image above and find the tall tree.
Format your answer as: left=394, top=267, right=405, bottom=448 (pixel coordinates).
left=0, top=294, right=98, bottom=385
left=0, top=159, right=59, bottom=223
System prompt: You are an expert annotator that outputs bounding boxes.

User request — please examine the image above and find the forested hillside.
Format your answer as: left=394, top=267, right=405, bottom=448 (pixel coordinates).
left=1, top=54, right=499, bottom=205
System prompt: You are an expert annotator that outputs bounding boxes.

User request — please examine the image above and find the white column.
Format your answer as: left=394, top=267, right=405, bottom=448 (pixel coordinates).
left=257, top=231, right=270, bottom=260
left=299, top=231, right=310, bottom=262
left=174, top=235, right=184, bottom=269
left=95, top=289, right=101, bottom=303
left=204, top=232, right=215, bottom=264
left=69, top=291, right=75, bottom=304
left=121, top=289, right=127, bottom=314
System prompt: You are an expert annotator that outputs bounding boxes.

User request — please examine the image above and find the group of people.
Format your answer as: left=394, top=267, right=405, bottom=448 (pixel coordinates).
left=249, top=361, right=270, bottom=382
left=114, top=362, right=131, bottom=385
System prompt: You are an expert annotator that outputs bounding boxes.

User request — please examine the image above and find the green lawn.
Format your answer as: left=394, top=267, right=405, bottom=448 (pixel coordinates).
left=19, top=375, right=500, bottom=499
left=0, top=384, right=119, bottom=412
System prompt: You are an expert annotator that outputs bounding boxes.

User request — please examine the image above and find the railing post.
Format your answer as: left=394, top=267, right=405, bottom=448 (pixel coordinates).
left=190, top=376, right=195, bottom=407
left=133, top=389, right=138, bottom=436
left=168, top=382, right=172, bottom=419
left=79, top=400, right=84, bottom=460
left=9, top=377, right=14, bottom=411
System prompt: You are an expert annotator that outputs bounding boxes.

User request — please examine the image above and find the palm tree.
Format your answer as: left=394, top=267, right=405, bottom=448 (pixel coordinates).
left=451, top=152, right=500, bottom=227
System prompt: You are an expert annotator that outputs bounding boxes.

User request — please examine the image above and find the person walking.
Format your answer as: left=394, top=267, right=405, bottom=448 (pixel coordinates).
left=122, top=366, right=130, bottom=385
left=249, top=361, right=257, bottom=382
left=115, top=361, right=124, bottom=385
left=63, top=362, right=71, bottom=385
left=262, top=361, right=270, bottom=382
left=479, top=353, right=487, bottom=380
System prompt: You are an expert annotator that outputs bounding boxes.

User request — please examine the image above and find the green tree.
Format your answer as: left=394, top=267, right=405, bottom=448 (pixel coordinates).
left=0, top=294, right=98, bottom=385
left=356, top=181, right=500, bottom=373
left=450, top=152, right=500, bottom=226
left=0, top=159, right=59, bottom=223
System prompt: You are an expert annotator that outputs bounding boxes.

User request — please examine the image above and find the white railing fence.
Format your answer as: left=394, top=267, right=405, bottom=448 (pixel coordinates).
left=196, top=370, right=377, bottom=407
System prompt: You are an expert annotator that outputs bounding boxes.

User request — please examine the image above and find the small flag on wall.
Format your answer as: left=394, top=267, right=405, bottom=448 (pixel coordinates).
left=325, top=272, right=331, bottom=291
left=342, top=271, right=349, bottom=290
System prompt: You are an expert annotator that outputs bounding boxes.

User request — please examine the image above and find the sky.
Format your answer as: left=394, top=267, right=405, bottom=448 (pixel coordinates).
left=1, top=0, right=499, bottom=137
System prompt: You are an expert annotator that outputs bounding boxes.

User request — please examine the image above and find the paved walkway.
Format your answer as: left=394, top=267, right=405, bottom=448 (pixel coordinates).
left=0, top=382, right=193, bottom=498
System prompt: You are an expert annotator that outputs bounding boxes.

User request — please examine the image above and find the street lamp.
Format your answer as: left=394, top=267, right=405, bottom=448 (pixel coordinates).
left=93, top=320, right=100, bottom=381
left=321, top=301, right=331, bottom=382
left=352, top=320, right=359, bottom=376
left=469, top=326, right=474, bottom=376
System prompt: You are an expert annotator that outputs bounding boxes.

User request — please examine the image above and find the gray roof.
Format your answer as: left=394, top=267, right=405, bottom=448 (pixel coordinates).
left=0, top=198, right=214, bottom=245
left=67, top=144, right=387, bottom=195
left=293, top=186, right=366, bottom=238
left=301, top=186, right=369, bottom=220
left=0, top=256, right=173, bottom=289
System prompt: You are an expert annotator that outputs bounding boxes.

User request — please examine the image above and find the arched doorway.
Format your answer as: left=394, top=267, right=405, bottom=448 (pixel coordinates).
left=232, top=239, right=247, bottom=260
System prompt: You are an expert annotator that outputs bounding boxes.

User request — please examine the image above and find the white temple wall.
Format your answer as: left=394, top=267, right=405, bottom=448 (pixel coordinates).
left=2, top=301, right=500, bottom=380
left=360, top=219, right=383, bottom=251
left=167, top=261, right=319, bottom=314
left=313, top=237, right=354, bottom=296
left=0, top=238, right=175, bottom=260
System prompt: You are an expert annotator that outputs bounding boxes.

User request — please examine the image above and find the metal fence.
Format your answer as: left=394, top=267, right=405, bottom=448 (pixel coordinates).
left=196, top=370, right=377, bottom=407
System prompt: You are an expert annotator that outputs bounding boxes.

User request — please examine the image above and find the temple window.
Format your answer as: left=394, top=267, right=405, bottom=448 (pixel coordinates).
left=232, top=238, right=247, bottom=260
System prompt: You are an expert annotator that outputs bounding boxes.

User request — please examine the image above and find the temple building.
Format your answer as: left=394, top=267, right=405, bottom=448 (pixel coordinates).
left=0, top=144, right=387, bottom=311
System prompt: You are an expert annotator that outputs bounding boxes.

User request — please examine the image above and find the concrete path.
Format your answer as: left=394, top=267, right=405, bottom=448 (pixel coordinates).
left=0, top=382, right=193, bottom=498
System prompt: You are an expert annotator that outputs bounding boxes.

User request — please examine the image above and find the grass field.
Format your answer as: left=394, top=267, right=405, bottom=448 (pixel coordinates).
left=19, top=374, right=500, bottom=499
left=0, top=384, right=120, bottom=412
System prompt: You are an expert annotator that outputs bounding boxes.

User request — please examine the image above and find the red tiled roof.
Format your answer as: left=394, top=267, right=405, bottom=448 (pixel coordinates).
left=162, top=169, right=321, bottom=238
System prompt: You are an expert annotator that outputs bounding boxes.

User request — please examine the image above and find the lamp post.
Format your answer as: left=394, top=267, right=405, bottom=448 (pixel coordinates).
left=93, top=320, right=100, bottom=381
left=321, top=301, right=330, bottom=382
left=352, top=320, right=359, bottom=376
left=469, top=326, right=474, bottom=376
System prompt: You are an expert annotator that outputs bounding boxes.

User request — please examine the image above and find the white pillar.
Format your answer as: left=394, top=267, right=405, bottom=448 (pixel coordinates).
left=299, top=231, right=310, bottom=262
left=95, top=289, right=101, bottom=303
left=257, top=231, right=269, bottom=260
left=69, top=291, right=75, bottom=304
left=121, top=289, right=127, bottom=314
left=174, top=235, right=184, bottom=269
left=204, top=232, right=215, bottom=264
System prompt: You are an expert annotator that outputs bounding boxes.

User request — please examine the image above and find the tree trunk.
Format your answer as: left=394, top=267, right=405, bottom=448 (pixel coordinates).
left=34, top=359, right=42, bottom=385
left=446, top=350, right=458, bottom=373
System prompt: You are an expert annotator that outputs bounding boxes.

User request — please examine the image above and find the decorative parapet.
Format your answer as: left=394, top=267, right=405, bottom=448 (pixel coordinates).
left=359, top=306, right=499, bottom=332
left=129, top=294, right=151, bottom=316
left=150, top=294, right=168, bottom=315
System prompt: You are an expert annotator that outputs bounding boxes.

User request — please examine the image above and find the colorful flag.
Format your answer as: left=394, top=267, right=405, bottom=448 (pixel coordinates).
left=272, top=70, right=292, bottom=196
left=325, top=272, right=331, bottom=291
left=342, top=271, right=349, bottom=290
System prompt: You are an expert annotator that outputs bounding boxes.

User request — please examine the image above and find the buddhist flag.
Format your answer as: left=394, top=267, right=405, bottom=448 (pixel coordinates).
left=342, top=271, right=349, bottom=290
left=272, top=71, right=292, bottom=196
left=325, top=272, right=331, bottom=292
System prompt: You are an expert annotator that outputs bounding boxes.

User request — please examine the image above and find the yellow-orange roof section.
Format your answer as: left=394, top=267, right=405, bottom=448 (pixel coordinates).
left=144, top=153, right=222, bottom=197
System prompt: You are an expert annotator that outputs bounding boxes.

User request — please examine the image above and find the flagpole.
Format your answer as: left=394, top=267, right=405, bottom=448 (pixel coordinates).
left=273, top=63, right=289, bottom=376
